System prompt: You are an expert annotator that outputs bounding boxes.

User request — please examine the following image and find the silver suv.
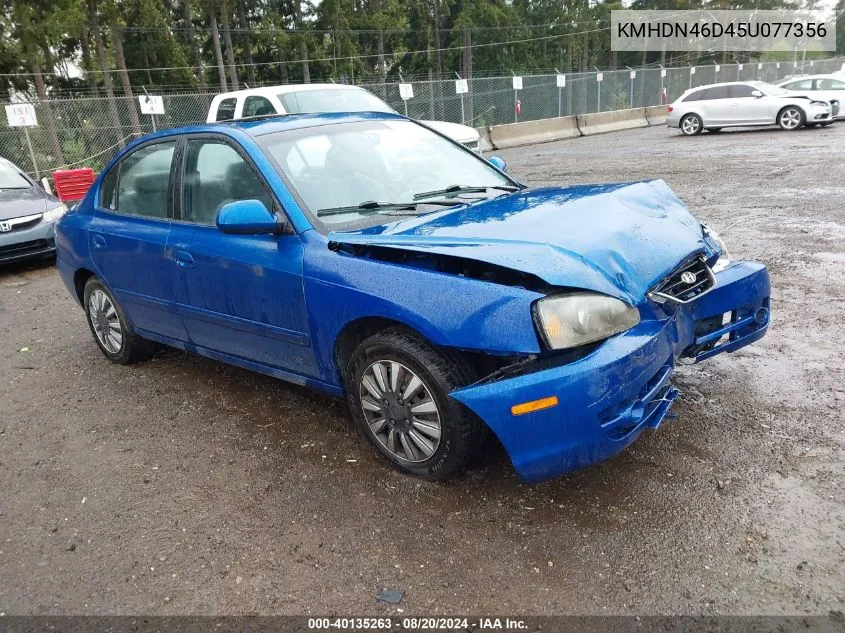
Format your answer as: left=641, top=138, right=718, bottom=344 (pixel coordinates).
left=667, top=81, right=835, bottom=135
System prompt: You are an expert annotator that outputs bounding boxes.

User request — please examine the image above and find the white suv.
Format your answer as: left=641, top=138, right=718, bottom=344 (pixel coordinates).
left=206, top=84, right=482, bottom=152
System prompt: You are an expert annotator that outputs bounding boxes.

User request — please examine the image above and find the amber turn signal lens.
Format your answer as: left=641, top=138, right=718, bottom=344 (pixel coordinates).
left=511, top=396, right=559, bottom=416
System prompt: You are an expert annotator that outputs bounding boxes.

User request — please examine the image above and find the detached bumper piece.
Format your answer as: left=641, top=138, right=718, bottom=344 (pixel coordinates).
left=451, top=259, right=770, bottom=483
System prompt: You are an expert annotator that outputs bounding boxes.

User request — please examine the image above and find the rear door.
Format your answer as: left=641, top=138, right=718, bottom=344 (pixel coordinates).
left=88, top=138, right=186, bottom=341
left=166, top=134, right=318, bottom=377
left=699, top=86, right=732, bottom=123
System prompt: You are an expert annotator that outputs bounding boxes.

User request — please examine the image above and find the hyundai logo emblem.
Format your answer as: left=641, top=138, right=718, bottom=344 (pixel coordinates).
left=680, top=271, right=697, bottom=284
left=0, top=221, right=11, bottom=232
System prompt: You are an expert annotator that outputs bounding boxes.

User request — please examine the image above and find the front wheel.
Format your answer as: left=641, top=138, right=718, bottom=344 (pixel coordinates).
left=345, top=329, right=486, bottom=480
left=777, top=106, right=804, bottom=131
left=83, top=277, right=155, bottom=364
left=680, top=114, right=703, bottom=136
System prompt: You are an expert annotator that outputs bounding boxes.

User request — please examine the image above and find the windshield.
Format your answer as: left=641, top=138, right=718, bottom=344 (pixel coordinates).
left=257, top=120, right=515, bottom=233
left=0, top=162, right=31, bottom=189
left=753, top=81, right=789, bottom=96
left=279, top=88, right=395, bottom=115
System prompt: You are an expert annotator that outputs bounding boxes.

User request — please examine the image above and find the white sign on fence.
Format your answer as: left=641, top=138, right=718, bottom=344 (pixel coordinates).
left=738, top=63, right=744, bottom=71
left=630, top=70, right=636, bottom=79
left=758, top=63, right=763, bottom=69
left=556, top=74, right=566, bottom=88
left=455, top=79, right=468, bottom=94
left=138, top=95, right=165, bottom=115
left=596, top=72, right=603, bottom=82
left=776, top=62, right=780, bottom=69
left=660, top=68, right=667, bottom=77
left=714, top=64, right=720, bottom=72
left=5, top=103, right=37, bottom=127
left=689, top=66, right=696, bottom=75
left=399, top=83, right=414, bottom=100
left=512, top=76, right=523, bottom=90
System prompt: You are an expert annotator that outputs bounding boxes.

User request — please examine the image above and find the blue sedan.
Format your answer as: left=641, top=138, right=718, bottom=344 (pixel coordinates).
left=55, top=112, right=770, bottom=483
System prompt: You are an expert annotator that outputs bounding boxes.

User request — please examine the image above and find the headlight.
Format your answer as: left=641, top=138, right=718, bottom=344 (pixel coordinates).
left=702, top=223, right=731, bottom=272
left=810, top=100, right=830, bottom=110
left=535, top=293, right=640, bottom=350
left=42, top=203, right=68, bottom=223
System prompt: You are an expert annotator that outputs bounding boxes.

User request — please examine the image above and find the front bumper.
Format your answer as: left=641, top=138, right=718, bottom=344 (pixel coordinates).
left=451, top=260, right=770, bottom=483
left=0, top=217, right=57, bottom=264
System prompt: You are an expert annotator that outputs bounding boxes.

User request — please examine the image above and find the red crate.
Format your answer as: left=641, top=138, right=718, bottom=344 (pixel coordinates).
left=52, top=168, right=96, bottom=203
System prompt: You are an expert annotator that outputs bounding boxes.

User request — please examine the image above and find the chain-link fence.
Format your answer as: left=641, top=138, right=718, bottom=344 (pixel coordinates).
left=3, top=57, right=844, bottom=178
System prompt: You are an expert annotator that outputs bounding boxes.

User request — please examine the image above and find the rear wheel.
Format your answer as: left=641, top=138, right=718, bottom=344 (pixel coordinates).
left=345, top=329, right=486, bottom=480
left=83, top=277, right=155, bottom=364
left=680, top=114, right=703, bottom=136
left=777, top=106, right=804, bottom=131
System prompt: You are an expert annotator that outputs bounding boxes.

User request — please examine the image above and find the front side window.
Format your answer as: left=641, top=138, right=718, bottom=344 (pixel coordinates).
left=257, top=120, right=514, bottom=233
left=114, top=142, right=176, bottom=219
left=243, top=96, right=277, bottom=117
left=279, top=88, right=394, bottom=115
left=182, top=139, right=273, bottom=225
left=819, top=78, right=845, bottom=90
left=729, top=84, right=757, bottom=98
left=215, top=98, right=237, bottom=121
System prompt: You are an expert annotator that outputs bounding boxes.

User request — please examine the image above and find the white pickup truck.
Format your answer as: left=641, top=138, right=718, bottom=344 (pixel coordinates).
left=206, top=84, right=482, bottom=152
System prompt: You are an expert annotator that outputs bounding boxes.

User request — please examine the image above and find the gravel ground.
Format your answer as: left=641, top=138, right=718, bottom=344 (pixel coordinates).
left=0, top=123, right=843, bottom=616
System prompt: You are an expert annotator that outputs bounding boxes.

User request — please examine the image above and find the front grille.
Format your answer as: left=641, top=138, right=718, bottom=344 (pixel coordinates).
left=0, top=238, right=53, bottom=258
left=7, top=216, right=42, bottom=232
left=649, top=256, right=716, bottom=304
left=461, top=140, right=480, bottom=152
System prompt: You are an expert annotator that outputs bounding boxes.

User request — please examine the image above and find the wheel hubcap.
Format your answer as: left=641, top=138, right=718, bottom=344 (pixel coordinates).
left=360, top=361, right=441, bottom=463
left=781, top=109, right=800, bottom=129
left=88, top=289, right=123, bottom=354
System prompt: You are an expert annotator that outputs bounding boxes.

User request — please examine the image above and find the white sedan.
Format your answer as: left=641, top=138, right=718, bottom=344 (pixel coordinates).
left=778, top=74, right=845, bottom=120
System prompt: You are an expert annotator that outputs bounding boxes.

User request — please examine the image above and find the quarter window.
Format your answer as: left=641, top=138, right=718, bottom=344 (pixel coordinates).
left=182, top=139, right=273, bottom=225
left=99, top=166, right=118, bottom=209
left=215, top=98, right=237, bottom=121
left=243, top=96, right=277, bottom=117
left=114, top=142, right=176, bottom=219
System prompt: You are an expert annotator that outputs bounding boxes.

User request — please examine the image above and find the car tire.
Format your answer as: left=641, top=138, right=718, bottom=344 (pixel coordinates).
left=680, top=114, right=703, bottom=136
left=707, top=127, right=722, bottom=133
left=777, top=106, right=804, bottom=131
left=83, top=277, right=155, bottom=364
left=345, top=328, right=487, bottom=481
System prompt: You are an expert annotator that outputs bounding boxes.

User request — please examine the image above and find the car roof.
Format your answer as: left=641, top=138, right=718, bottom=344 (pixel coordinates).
left=139, top=110, right=409, bottom=141
left=778, top=74, right=839, bottom=82
left=212, top=83, right=367, bottom=101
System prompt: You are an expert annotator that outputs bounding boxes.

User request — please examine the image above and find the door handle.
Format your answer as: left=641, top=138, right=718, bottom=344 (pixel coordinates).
left=173, top=249, right=195, bottom=268
left=92, top=234, right=107, bottom=250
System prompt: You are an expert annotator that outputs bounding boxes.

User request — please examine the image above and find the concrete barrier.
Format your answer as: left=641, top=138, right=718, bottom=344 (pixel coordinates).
left=576, top=108, right=649, bottom=136
left=477, top=126, right=494, bottom=152
left=645, top=105, right=669, bottom=126
left=485, top=115, right=581, bottom=150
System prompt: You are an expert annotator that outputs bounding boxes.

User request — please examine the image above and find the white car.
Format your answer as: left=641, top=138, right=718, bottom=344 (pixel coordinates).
left=206, top=84, right=482, bottom=152
left=666, top=81, right=835, bottom=135
left=778, top=74, right=845, bottom=120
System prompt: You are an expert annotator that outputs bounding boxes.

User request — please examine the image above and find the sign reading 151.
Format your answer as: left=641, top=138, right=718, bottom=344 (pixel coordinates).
left=5, top=103, right=38, bottom=127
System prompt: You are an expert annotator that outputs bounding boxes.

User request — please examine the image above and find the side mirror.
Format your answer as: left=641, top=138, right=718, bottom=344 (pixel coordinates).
left=487, top=156, right=507, bottom=172
left=216, top=199, right=287, bottom=235
left=751, top=90, right=763, bottom=98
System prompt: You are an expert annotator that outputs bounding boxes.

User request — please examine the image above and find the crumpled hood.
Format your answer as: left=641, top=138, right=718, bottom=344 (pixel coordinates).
left=328, top=180, right=716, bottom=304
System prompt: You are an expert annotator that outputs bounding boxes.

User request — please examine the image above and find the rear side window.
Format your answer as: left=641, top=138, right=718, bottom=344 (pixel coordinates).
left=243, top=96, right=277, bottom=117
left=99, top=166, right=118, bottom=209
left=703, top=86, right=730, bottom=99
left=215, top=98, right=237, bottom=121
left=683, top=89, right=707, bottom=102
left=785, top=79, right=814, bottom=91
left=114, top=142, right=176, bottom=219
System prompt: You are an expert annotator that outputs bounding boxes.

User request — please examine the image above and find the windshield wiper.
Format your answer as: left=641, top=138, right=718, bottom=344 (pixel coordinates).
left=316, top=199, right=461, bottom=217
left=413, top=184, right=520, bottom=201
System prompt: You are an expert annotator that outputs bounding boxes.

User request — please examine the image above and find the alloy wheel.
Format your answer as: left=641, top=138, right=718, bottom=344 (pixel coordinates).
left=681, top=115, right=701, bottom=135
left=359, top=360, right=441, bottom=463
left=88, top=289, right=123, bottom=354
left=780, top=108, right=801, bottom=130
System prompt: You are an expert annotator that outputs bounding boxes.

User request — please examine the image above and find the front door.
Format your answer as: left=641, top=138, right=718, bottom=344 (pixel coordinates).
left=728, top=84, right=771, bottom=123
left=88, top=139, right=186, bottom=341
left=166, top=136, right=318, bottom=378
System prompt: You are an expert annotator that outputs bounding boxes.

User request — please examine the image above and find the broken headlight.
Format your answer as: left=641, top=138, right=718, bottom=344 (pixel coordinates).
left=534, top=292, right=640, bottom=350
left=702, top=223, right=731, bottom=273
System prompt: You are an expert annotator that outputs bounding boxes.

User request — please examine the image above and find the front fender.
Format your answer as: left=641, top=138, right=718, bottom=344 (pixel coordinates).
left=301, top=230, right=544, bottom=388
